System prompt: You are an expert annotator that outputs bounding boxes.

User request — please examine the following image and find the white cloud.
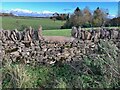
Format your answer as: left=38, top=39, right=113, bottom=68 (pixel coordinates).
left=11, top=8, right=33, bottom=13
left=107, top=14, right=117, bottom=19
left=0, top=10, right=10, bottom=13
left=42, top=10, right=54, bottom=14
left=0, top=8, right=54, bottom=17
left=10, top=8, right=54, bottom=14
left=35, top=10, right=54, bottom=14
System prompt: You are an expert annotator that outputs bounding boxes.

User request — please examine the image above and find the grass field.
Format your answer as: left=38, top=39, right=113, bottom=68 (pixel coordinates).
left=42, top=29, right=71, bottom=37
left=1, top=16, right=71, bottom=36
left=2, top=16, right=65, bottom=30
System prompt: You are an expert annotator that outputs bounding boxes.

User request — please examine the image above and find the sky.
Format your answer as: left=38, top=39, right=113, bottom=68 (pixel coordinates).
left=1, top=2, right=119, bottom=17
left=1, top=0, right=120, bottom=2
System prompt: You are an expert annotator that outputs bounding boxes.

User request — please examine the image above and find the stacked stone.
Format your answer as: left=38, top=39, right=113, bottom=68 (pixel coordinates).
left=71, top=26, right=120, bottom=42
left=1, top=26, right=120, bottom=66
left=2, top=37, right=100, bottom=65
left=0, top=25, right=43, bottom=43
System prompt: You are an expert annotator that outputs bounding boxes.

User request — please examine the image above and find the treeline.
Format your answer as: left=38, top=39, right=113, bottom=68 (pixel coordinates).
left=61, top=7, right=119, bottom=29
left=107, top=17, right=120, bottom=27
left=50, top=12, right=69, bottom=21
left=0, top=13, right=14, bottom=16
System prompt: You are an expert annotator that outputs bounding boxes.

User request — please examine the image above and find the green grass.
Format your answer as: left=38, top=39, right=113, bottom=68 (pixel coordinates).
left=2, top=16, right=65, bottom=30
left=2, top=16, right=71, bottom=36
left=42, top=29, right=71, bottom=37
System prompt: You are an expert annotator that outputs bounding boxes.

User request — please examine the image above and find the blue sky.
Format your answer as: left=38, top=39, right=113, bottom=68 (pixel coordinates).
left=1, top=0, right=120, bottom=2
left=2, top=2, right=119, bottom=16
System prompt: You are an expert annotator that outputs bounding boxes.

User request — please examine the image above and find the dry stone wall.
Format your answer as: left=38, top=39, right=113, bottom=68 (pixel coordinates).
left=1, top=26, right=120, bottom=65
left=71, top=26, right=120, bottom=42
